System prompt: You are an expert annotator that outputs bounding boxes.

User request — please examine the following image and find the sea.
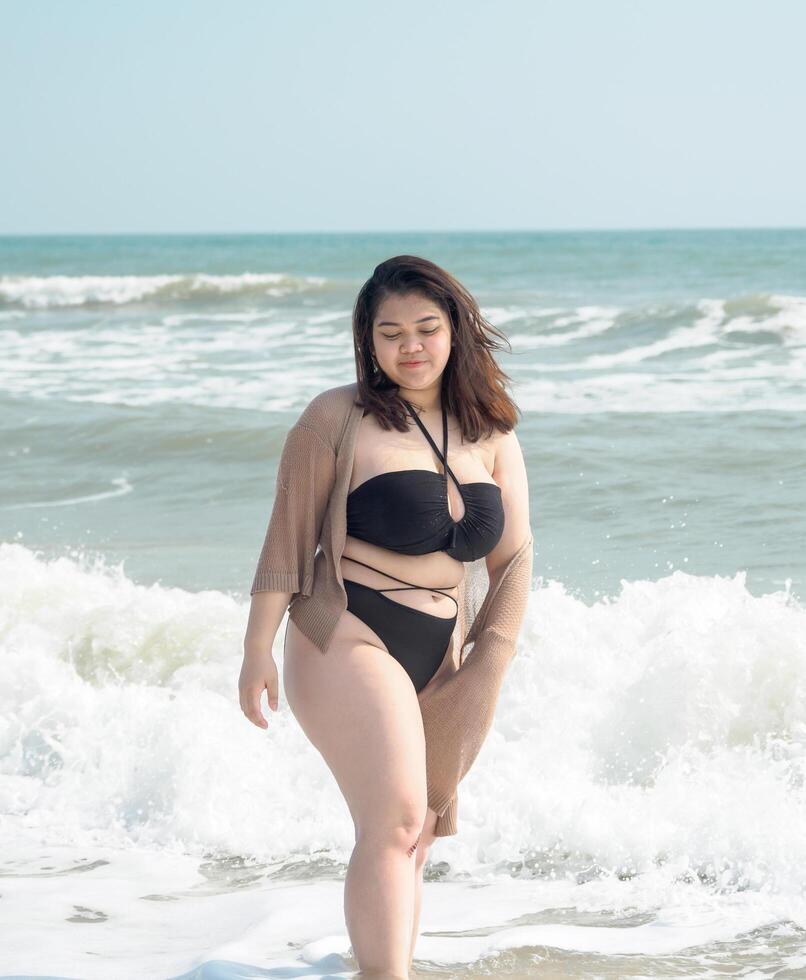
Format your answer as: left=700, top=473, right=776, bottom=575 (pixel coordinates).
left=1, top=230, right=805, bottom=979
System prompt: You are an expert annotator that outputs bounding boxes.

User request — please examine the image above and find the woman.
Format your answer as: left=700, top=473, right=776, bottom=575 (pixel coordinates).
left=239, top=255, right=533, bottom=979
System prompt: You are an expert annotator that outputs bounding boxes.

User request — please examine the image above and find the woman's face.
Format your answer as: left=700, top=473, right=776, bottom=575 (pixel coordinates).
left=371, top=292, right=452, bottom=391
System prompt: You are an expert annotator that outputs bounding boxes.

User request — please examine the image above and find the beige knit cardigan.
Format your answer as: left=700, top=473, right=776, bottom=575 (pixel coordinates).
left=251, top=381, right=533, bottom=837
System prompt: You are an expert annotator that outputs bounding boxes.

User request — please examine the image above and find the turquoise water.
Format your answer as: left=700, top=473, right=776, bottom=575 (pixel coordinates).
left=1, top=230, right=804, bottom=600
left=1, top=231, right=805, bottom=978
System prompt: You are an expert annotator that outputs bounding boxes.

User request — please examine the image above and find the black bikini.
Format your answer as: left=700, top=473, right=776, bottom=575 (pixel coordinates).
left=343, top=399, right=505, bottom=691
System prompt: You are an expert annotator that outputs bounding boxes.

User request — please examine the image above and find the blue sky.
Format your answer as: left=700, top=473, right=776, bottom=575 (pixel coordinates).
left=2, top=0, right=804, bottom=234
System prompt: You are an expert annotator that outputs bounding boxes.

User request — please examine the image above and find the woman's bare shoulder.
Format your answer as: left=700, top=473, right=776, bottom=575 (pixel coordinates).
left=491, top=427, right=526, bottom=477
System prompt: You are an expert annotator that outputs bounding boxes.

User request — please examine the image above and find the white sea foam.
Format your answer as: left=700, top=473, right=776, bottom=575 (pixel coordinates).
left=1, top=542, right=803, bottom=896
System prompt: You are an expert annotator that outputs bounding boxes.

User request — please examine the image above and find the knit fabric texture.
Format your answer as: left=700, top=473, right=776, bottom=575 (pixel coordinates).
left=250, top=381, right=534, bottom=837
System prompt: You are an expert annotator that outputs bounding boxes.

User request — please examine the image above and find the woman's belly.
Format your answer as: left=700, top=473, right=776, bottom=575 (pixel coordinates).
left=340, top=534, right=465, bottom=620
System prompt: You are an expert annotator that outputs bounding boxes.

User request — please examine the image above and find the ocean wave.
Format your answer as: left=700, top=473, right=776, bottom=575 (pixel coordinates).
left=0, top=272, right=329, bottom=308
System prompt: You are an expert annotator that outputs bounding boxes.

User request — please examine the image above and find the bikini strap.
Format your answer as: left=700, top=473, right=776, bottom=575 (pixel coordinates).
left=341, top=555, right=459, bottom=611
left=342, top=554, right=437, bottom=590
left=402, top=399, right=463, bottom=493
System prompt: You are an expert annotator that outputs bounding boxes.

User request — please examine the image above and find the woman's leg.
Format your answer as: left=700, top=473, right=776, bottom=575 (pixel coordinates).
left=407, top=807, right=439, bottom=972
left=283, top=614, right=428, bottom=979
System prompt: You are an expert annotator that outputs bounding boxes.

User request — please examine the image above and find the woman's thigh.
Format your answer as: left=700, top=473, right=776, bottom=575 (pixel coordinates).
left=282, top=612, right=428, bottom=839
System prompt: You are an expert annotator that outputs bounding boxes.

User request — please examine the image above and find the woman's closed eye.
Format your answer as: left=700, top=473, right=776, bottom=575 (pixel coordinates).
left=382, top=329, right=438, bottom=340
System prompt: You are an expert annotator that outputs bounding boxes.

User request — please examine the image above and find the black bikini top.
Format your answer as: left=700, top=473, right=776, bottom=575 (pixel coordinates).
left=346, top=398, right=505, bottom=562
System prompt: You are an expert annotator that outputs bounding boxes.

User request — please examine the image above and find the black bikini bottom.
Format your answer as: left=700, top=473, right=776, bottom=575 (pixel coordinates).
left=342, top=556, right=459, bottom=693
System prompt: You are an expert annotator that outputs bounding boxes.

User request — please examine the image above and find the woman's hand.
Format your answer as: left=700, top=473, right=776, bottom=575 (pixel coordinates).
left=238, top=643, right=279, bottom=729
left=239, top=592, right=292, bottom=728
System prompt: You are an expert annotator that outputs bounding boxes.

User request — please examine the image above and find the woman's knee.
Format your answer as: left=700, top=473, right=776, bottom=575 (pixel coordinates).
left=353, top=786, right=428, bottom=845
left=357, top=815, right=426, bottom=859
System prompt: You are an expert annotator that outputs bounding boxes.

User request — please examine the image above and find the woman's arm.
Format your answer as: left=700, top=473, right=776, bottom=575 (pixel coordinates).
left=244, top=590, right=293, bottom=653
left=485, top=427, right=532, bottom=581
left=240, top=407, right=337, bottom=727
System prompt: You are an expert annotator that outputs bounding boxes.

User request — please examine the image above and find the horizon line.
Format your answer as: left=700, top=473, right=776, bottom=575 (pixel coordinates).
left=1, top=224, right=806, bottom=238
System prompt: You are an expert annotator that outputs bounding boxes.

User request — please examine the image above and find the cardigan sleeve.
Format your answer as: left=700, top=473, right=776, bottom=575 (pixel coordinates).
left=417, top=532, right=534, bottom=818
left=249, top=421, right=337, bottom=599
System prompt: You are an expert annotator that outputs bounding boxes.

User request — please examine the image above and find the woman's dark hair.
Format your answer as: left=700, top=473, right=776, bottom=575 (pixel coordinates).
left=352, top=255, right=520, bottom=441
